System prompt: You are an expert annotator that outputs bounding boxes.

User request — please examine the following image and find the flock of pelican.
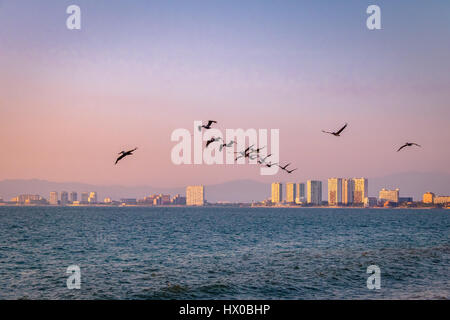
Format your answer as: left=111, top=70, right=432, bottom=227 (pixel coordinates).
left=114, top=120, right=421, bottom=170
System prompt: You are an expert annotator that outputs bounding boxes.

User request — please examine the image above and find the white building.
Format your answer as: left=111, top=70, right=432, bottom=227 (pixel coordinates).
left=307, top=180, right=322, bottom=205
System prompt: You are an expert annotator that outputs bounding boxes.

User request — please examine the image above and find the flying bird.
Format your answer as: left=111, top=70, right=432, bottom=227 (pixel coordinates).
left=322, top=123, right=348, bottom=137
left=262, top=161, right=278, bottom=168
left=397, top=142, right=421, bottom=152
left=235, top=145, right=254, bottom=161
left=219, top=140, right=236, bottom=152
left=198, top=120, right=217, bottom=132
left=257, top=154, right=272, bottom=164
left=278, top=163, right=291, bottom=170
left=206, top=137, right=221, bottom=148
left=115, top=147, right=137, bottom=165
left=250, top=146, right=266, bottom=155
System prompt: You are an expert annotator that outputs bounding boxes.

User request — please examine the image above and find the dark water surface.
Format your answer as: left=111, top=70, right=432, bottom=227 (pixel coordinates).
left=0, top=206, right=448, bottom=299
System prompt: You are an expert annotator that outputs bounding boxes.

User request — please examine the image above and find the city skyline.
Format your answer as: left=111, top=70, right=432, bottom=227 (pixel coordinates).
left=1, top=1, right=450, bottom=188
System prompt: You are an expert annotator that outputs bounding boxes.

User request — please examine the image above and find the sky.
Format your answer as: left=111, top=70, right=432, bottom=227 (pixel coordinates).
left=0, top=0, right=449, bottom=188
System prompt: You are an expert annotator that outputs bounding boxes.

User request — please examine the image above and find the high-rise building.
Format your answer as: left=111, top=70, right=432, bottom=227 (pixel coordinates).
left=342, top=179, right=354, bottom=204
left=271, top=182, right=283, bottom=204
left=286, top=183, right=296, bottom=203
left=352, top=178, right=368, bottom=204
left=379, top=188, right=399, bottom=203
left=186, top=186, right=205, bottom=206
left=60, top=191, right=69, bottom=206
left=307, top=180, right=322, bottom=205
left=88, top=192, right=97, bottom=204
left=423, top=192, right=435, bottom=204
left=296, top=183, right=306, bottom=203
left=81, top=192, right=89, bottom=204
left=328, top=178, right=342, bottom=205
left=70, top=192, right=77, bottom=203
left=49, top=192, right=58, bottom=205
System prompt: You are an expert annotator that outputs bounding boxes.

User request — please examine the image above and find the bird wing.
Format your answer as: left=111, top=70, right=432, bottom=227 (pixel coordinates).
left=397, top=144, right=408, bottom=152
left=336, top=123, right=348, bottom=135
left=207, top=120, right=217, bottom=126
left=245, top=145, right=254, bottom=153
left=115, top=153, right=126, bottom=164
left=412, top=143, right=421, bottom=147
left=322, top=130, right=333, bottom=134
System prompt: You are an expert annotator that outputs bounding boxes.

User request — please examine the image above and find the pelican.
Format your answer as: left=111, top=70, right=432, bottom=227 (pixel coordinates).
left=219, top=140, right=236, bottom=152
left=206, top=137, right=221, bottom=148
left=115, top=147, right=137, bottom=165
left=198, top=120, right=217, bottom=132
left=278, top=163, right=291, bottom=170
left=322, top=123, right=348, bottom=137
left=397, top=142, right=421, bottom=152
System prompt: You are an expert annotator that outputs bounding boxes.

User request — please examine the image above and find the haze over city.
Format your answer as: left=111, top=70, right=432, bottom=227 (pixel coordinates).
left=1, top=0, right=449, bottom=189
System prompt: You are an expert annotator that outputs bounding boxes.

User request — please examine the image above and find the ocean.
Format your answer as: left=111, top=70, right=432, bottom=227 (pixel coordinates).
left=0, top=206, right=448, bottom=299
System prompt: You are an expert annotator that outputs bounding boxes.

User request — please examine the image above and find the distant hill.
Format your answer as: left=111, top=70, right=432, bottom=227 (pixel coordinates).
left=0, top=178, right=269, bottom=203
left=0, top=172, right=449, bottom=203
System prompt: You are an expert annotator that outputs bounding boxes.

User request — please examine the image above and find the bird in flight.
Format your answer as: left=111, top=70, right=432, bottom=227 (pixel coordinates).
left=278, top=163, right=291, bottom=170
left=322, top=123, right=348, bottom=137
left=397, top=142, right=421, bottom=152
left=235, top=145, right=254, bottom=161
left=219, top=140, right=236, bottom=152
left=198, top=120, right=217, bottom=132
left=257, top=154, right=272, bottom=165
left=206, top=137, right=221, bottom=148
left=262, top=161, right=278, bottom=168
left=115, top=147, right=137, bottom=165
left=250, top=146, right=265, bottom=155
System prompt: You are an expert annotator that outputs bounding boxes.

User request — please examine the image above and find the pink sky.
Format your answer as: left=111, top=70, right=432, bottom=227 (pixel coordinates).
left=1, top=1, right=449, bottom=187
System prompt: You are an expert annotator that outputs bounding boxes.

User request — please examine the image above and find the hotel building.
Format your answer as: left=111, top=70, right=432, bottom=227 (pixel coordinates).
left=271, top=183, right=283, bottom=204
left=80, top=192, right=89, bottom=204
left=379, top=188, right=399, bottom=203
left=307, top=180, right=322, bottom=205
left=422, top=192, right=435, bottom=204
left=286, top=183, right=296, bottom=203
left=60, top=191, right=69, bottom=206
left=352, top=178, right=368, bottom=204
left=342, top=178, right=354, bottom=204
left=296, top=183, right=306, bottom=203
left=88, top=192, right=97, bottom=204
left=328, top=178, right=343, bottom=205
left=434, top=196, right=450, bottom=205
left=186, top=185, right=205, bottom=206
left=49, top=191, right=58, bottom=205
left=70, top=192, right=77, bottom=203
